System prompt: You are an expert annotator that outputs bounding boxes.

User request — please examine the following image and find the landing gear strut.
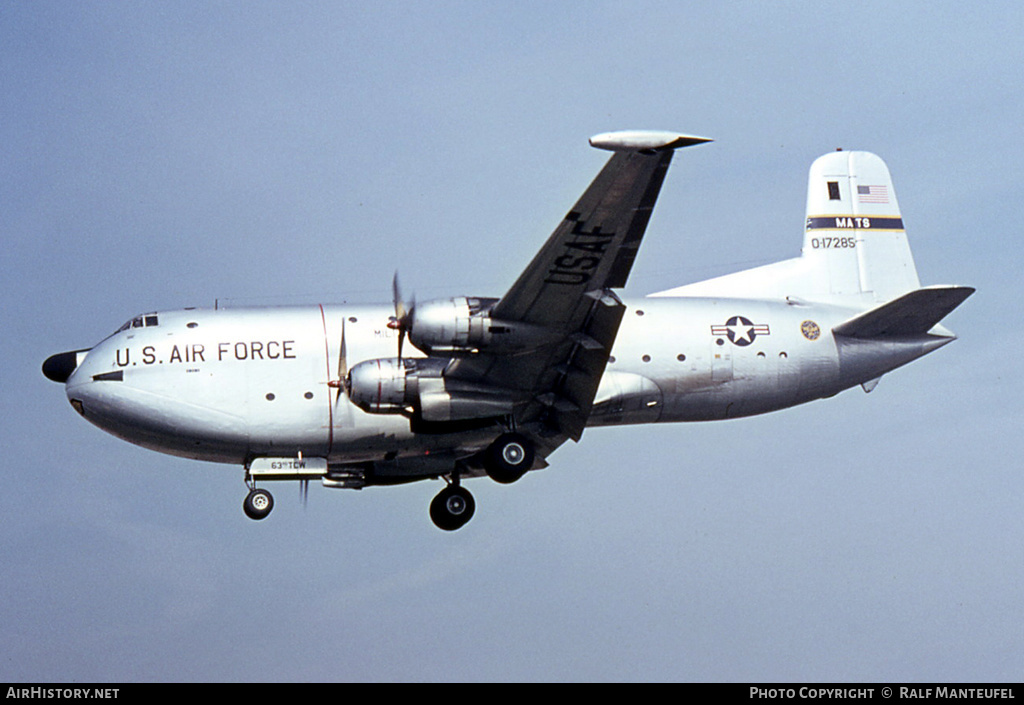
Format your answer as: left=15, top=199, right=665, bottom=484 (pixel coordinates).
left=430, top=482, right=475, bottom=531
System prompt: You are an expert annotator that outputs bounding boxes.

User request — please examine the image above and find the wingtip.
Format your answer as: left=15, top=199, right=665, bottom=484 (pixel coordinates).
left=589, top=130, right=713, bottom=152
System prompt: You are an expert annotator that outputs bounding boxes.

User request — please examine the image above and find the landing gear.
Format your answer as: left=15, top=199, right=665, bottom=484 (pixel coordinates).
left=430, top=483, right=475, bottom=531
left=483, top=432, right=535, bottom=484
left=243, top=487, right=274, bottom=520
left=427, top=432, right=531, bottom=529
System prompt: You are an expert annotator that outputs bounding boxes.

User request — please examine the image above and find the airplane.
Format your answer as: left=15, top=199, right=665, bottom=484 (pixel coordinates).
left=42, top=131, right=973, bottom=531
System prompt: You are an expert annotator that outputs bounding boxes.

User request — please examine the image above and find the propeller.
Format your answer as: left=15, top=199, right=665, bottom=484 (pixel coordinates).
left=328, top=317, right=348, bottom=404
left=388, top=271, right=415, bottom=364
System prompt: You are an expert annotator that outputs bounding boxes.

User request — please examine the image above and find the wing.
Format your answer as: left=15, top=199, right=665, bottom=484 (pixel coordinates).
left=447, top=131, right=710, bottom=454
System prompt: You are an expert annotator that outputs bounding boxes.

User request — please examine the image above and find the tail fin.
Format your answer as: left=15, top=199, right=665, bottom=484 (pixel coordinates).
left=804, top=150, right=920, bottom=302
left=650, top=150, right=937, bottom=306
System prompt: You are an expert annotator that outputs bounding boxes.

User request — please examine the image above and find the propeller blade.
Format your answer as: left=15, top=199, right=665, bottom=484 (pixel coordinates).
left=393, top=270, right=406, bottom=322
left=389, top=270, right=414, bottom=365
left=334, top=318, right=348, bottom=404
left=339, top=318, right=347, bottom=377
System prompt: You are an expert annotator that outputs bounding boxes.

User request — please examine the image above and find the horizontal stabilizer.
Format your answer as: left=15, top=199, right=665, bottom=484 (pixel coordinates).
left=833, top=286, right=975, bottom=338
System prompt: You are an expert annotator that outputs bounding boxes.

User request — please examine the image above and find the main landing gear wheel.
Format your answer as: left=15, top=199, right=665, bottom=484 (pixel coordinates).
left=484, top=432, right=535, bottom=484
left=430, top=485, right=475, bottom=531
left=243, top=488, right=274, bottom=520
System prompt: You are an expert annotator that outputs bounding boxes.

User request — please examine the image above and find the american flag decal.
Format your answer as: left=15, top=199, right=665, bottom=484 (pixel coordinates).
left=857, top=185, right=889, bottom=204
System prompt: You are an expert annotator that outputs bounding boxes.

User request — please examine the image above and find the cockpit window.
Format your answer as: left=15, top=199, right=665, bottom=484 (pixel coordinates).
left=100, top=313, right=159, bottom=344
left=113, top=314, right=159, bottom=335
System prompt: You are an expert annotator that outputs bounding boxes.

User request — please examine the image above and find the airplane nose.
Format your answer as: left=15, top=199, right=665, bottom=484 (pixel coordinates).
left=42, top=349, right=90, bottom=383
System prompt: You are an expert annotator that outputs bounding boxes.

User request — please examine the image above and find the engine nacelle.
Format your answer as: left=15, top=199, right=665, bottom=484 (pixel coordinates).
left=347, top=358, right=412, bottom=414
left=346, top=356, right=513, bottom=422
left=409, top=296, right=558, bottom=354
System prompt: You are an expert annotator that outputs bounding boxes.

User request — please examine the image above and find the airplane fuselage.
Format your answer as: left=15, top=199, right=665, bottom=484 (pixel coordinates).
left=62, top=296, right=951, bottom=477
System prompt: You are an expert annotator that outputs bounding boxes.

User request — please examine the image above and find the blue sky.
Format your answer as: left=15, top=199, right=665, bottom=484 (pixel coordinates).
left=3, top=1, right=1021, bottom=681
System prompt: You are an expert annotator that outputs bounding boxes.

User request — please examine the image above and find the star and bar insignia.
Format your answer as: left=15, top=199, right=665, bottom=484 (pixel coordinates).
left=711, top=316, right=770, bottom=346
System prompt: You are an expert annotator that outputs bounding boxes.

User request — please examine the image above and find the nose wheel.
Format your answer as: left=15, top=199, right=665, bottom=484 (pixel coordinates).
left=243, top=487, right=274, bottom=520
left=430, top=484, right=475, bottom=531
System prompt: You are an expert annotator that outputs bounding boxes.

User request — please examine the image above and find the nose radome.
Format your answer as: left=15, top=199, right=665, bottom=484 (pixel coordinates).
left=42, top=349, right=91, bottom=383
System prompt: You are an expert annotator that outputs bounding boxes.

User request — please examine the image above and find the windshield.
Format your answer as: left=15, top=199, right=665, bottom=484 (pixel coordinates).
left=100, top=313, right=160, bottom=343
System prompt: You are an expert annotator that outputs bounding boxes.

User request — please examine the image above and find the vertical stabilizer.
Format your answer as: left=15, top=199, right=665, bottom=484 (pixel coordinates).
left=804, top=151, right=920, bottom=303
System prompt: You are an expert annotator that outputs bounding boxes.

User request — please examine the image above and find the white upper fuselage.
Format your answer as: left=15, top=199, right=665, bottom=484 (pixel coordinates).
left=63, top=295, right=950, bottom=474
